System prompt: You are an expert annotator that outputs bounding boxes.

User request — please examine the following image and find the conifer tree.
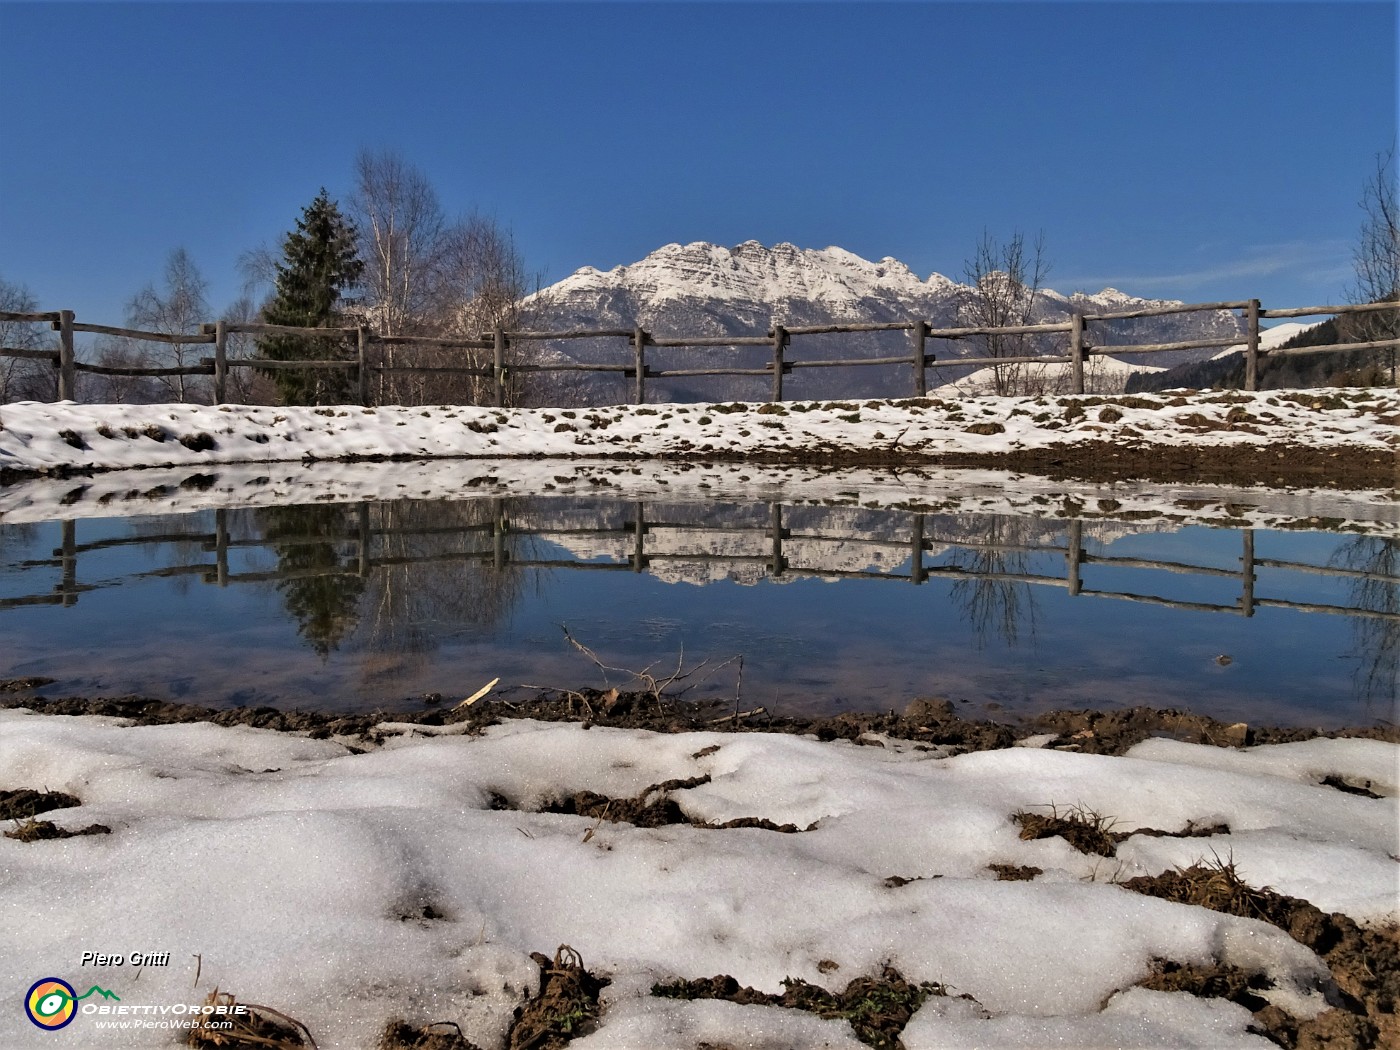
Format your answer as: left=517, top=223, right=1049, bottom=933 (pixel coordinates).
left=258, top=189, right=364, bottom=404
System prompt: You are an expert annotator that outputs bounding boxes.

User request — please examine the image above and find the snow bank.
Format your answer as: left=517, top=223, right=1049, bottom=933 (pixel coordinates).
left=0, top=387, right=1394, bottom=478
left=2, top=710, right=1393, bottom=1049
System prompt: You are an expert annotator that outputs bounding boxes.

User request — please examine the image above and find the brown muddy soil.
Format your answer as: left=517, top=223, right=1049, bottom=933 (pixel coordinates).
left=4, top=688, right=1396, bottom=755
left=1124, top=861, right=1400, bottom=1050
left=2, top=440, right=1395, bottom=490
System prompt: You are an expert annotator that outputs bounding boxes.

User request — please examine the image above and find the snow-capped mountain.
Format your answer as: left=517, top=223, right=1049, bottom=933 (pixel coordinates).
left=521, top=242, right=1245, bottom=401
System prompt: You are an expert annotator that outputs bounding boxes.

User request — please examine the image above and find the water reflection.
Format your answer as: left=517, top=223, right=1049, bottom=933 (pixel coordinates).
left=1331, top=537, right=1400, bottom=706
left=1, top=492, right=1396, bottom=725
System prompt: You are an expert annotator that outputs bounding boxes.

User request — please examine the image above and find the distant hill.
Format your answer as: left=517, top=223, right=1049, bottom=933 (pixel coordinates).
left=522, top=242, right=1245, bottom=401
left=1125, top=314, right=1397, bottom=392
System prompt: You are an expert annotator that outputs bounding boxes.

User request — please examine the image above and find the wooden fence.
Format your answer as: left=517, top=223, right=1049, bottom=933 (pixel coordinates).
left=1, top=298, right=1397, bottom=405
left=6, top=501, right=1396, bottom=624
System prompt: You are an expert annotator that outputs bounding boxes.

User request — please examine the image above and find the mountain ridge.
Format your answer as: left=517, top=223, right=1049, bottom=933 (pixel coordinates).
left=521, top=241, right=1245, bottom=400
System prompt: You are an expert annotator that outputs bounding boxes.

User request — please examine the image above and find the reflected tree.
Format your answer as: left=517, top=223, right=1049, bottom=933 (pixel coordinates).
left=352, top=498, right=531, bottom=684
left=258, top=504, right=365, bottom=657
left=1330, top=536, right=1399, bottom=708
left=940, top=513, right=1041, bottom=648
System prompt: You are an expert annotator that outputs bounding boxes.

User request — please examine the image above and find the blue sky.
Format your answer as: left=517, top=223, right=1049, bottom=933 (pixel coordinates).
left=1, top=1, right=1394, bottom=326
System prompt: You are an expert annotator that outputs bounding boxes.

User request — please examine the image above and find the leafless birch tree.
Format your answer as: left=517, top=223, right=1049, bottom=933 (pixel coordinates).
left=126, top=247, right=211, bottom=402
left=1349, top=147, right=1400, bottom=383
left=958, top=230, right=1052, bottom=396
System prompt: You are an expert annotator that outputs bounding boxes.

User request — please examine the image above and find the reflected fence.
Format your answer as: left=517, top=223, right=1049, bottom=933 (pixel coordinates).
left=7, top=501, right=1398, bottom=624
left=2, top=297, right=1398, bottom=405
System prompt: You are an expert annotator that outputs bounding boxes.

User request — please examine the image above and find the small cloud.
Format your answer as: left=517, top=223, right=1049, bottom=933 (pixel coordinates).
left=1061, top=240, right=1352, bottom=294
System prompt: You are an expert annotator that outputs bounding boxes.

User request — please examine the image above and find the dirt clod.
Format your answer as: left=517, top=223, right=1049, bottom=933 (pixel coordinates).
left=0, top=789, right=82, bottom=821
left=654, top=965, right=965, bottom=1050
left=507, top=946, right=609, bottom=1050
left=377, top=1019, right=482, bottom=1050
left=4, top=819, right=110, bottom=842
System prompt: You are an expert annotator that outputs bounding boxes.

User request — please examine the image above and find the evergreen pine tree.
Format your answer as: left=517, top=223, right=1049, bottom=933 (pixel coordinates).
left=258, top=189, right=364, bottom=405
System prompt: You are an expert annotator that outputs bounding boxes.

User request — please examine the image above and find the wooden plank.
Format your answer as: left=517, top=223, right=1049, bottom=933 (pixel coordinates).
left=788, top=354, right=918, bottom=368
left=74, top=362, right=214, bottom=377
left=1256, top=598, right=1400, bottom=621
left=0, top=310, right=62, bottom=323
left=59, top=321, right=216, bottom=344
left=223, top=321, right=357, bottom=337
left=649, top=367, right=776, bottom=377
left=928, top=353, right=1071, bottom=368
left=647, top=335, right=775, bottom=347
left=372, top=365, right=493, bottom=376
left=781, top=321, right=918, bottom=335
left=1268, top=338, right=1400, bottom=357
left=375, top=334, right=493, bottom=348
left=0, top=347, right=59, bottom=361
left=927, top=320, right=1073, bottom=337
left=1083, top=300, right=1249, bottom=320
left=234, top=358, right=357, bottom=370
left=1087, top=336, right=1247, bottom=356
left=1260, top=300, right=1400, bottom=318
left=504, top=328, right=635, bottom=340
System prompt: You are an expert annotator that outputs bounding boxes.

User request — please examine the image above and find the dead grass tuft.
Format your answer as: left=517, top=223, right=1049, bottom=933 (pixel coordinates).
left=1012, top=803, right=1120, bottom=856
left=186, top=990, right=315, bottom=1048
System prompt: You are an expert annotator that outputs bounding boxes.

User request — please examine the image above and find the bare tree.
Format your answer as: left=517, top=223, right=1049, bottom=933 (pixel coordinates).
left=1348, top=147, right=1400, bottom=383
left=0, top=276, right=57, bottom=402
left=220, top=293, right=279, bottom=404
left=351, top=148, right=448, bottom=338
left=958, top=230, right=1052, bottom=396
left=126, top=247, right=212, bottom=402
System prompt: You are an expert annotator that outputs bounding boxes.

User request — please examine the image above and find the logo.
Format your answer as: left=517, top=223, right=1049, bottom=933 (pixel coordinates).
left=24, top=978, right=120, bottom=1031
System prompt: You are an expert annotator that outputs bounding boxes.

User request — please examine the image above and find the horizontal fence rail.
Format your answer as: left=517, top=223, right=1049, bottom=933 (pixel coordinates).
left=4, top=505, right=1395, bottom=627
left=1, top=297, right=1396, bottom=405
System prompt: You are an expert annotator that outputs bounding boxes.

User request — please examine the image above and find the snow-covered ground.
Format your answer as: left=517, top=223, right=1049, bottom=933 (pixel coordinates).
left=1, top=709, right=1394, bottom=1049
left=0, top=387, right=1395, bottom=477
left=928, top=355, right=1165, bottom=397
left=1210, top=322, right=1325, bottom=360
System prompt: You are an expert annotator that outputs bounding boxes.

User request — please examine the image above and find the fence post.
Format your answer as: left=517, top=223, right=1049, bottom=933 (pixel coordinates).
left=1065, top=518, right=1083, bottom=596
left=57, top=310, right=76, bottom=401
left=214, top=320, right=228, bottom=404
left=357, top=504, right=371, bottom=577
left=770, top=325, right=787, bottom=402
left=1244, top=299, right=1261, bottom=391
left=633, top=327, right=647, bottom=405
left=58, top=520, right=77, bottom=606
left=910, top=513, right=927, bottom=584
left=768, top=502, right=787, bottom=576
left=356, top=326, right=370, bottom=407
left=492, top=498, right=507, bottom=571
left=215, top=508, right=230, bottom=587
left=1069, top=312, right=1085, bottom=395
left=1240, top=529, right=1255, bottom=617
left=492, top=326, right=506, bottom=408
left=911, top=321, right=928, bottom=396
left=631, top=501, right=647, bottom=572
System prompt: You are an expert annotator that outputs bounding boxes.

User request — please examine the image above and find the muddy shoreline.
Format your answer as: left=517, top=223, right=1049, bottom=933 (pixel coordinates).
left=2, top=440, right=1397, bottom=490
left=5, top=687, right=1397, bottom=756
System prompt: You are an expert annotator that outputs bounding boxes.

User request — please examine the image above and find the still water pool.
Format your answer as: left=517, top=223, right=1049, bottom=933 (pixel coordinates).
left=1, top=464, right=1395, bottom=728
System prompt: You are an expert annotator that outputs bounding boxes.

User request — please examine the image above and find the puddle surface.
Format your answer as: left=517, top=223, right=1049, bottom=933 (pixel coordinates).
left=1, top=464, right=1395, bottom=728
